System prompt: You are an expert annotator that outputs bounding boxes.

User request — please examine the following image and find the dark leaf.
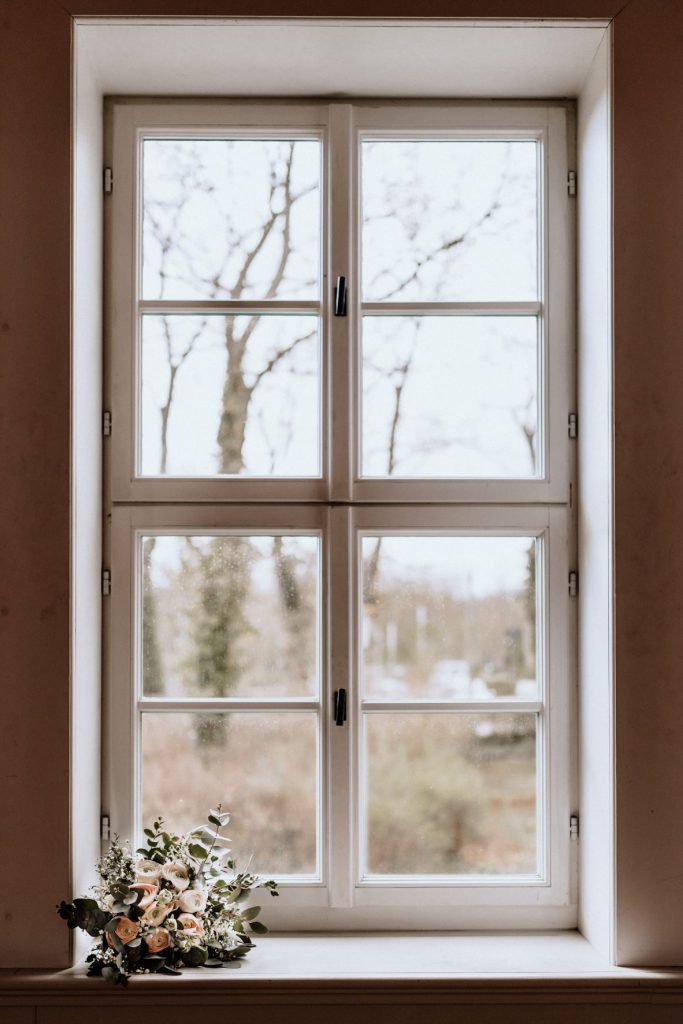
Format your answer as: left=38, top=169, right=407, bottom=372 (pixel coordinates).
left=249, top=921, right=268, bottom=935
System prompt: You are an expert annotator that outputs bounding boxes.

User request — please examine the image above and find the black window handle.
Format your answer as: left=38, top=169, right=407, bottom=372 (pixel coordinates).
left=334, top=276, right=347, bottom=316
left=334, top=688, right=347, bottom=726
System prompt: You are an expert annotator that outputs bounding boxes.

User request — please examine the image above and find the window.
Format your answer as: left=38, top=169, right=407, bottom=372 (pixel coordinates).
left=105, top=100, right=575, bottom=928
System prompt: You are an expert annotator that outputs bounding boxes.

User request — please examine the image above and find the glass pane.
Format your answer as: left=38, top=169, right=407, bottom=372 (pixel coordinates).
left=141, top=712, right=318, bottom=876
left=362, top=536, right=537, bottom=700
left=142, top=534, right=319, bottom=698
left=364, top=713, right=537, bottom=876
left=140, top=315, right=320, bottom=476
left=362, top=140, right=538, bottom=302
left=142, top=138, right=321, bottom=301
left=362, top=316, right=538, bottom=478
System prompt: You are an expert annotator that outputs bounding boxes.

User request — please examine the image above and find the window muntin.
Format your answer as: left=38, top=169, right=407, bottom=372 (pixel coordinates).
left=106, top=101, right=575, bottom=926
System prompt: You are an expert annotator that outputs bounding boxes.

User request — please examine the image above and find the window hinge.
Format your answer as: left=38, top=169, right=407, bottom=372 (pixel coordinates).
left=568, top=570, right=579, bottom=598
left=102, top=568, right=112, bottom=596
left=567, top=170, right=577, bottom=197
left=103, top=167, right=113, bottom=194
left=570, top=814, right=580, bottom=840
left=101, top=814, right=111, bottom=842
left=103, top=410, right=112, bottom=437
left=568, top=412, right=578, bottom=440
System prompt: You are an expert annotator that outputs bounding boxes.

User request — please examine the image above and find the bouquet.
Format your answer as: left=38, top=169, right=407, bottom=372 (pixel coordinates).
left=58, top=806, right=278, bottom=985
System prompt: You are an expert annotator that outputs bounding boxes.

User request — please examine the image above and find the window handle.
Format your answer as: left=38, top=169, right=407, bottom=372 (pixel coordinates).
left=334, top=688, right=347, bottom=726
left=334, top=276, right=347, bottom=316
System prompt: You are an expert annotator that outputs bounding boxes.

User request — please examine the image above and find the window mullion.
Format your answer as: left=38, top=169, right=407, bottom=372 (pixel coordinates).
left=328, top=103, right=355, bottom=502
left=327, top=505, right=354, bottom=907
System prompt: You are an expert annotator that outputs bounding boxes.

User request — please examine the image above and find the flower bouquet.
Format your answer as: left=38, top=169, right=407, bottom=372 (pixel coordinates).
left=57, top=806, right=278, bottom=985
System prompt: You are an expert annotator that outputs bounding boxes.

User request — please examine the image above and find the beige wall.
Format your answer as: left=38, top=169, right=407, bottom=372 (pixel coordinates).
left=1, top=0, right=683, bottom=980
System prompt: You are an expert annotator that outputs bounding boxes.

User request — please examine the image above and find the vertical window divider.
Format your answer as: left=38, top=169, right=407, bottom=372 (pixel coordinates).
left=328, top=505, right=354, bottom=907
left=328, top=103, right=355, bottom=503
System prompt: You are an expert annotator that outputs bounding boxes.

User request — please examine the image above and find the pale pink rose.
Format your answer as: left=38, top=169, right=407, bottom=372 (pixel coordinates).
left=178, top=889, right=207, bottom=914
left=131, top=881, right=159, bottom=910
left=105, top=917, right=140, bottom=947
left=161, top=862, right=190, bottom=891
left=142, top=902, right=171, bottom=927
left=145, top=927, right=170, bottom=954
left=177, top=913, right=204, bottom=935
left=135, top=858, right=162, bottom=882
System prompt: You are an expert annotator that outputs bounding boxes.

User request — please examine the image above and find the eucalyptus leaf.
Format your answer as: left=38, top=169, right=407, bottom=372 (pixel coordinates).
left=241, top=906, right=261, bottom=921
left=249, top=921, right=268, bottom=935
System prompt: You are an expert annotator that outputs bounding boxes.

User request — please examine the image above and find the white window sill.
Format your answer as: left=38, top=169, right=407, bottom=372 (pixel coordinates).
left=2, top=932, right=683, bottom=1005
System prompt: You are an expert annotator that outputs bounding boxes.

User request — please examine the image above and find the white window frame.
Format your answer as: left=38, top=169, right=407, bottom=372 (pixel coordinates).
left=105, top=98, right=576, bottom=930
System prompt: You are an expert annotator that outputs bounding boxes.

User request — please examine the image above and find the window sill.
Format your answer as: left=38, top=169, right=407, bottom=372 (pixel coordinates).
left=2, top=933, right=683, bottom=1006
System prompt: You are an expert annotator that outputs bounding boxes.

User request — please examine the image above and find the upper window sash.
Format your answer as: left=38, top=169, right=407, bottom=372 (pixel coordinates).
left=106, top=101, right=573, bottom=505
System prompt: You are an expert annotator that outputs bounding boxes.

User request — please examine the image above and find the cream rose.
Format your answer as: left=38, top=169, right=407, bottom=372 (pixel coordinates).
left=135, top=858, right=162, bottom=882
left=161, top=862, right=190, bottom=891
left=177, top=912, right=204, bottom=935
left=178, top=889, right=207, bottom=914
left=131, top=881, right=159, bottom=910
left=141, top=902, right=171, bottom=927
left=105, top=916, right=140, bottom=946
left=145, top=927, right=170, bottom=954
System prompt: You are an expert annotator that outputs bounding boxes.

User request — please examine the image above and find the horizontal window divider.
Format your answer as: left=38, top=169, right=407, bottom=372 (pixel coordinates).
left=356, top=874, right=545, bottom=888
left=138, top=698, right=321, bottom=712
left=360, top=699, right=542, bottom=713
left=360, top=301, right=542, bottom=316
left=139, top=299, right=321, bottom=314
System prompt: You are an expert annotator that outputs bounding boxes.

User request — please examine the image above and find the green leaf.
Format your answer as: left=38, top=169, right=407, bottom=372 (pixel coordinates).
left=249, top=921, right=268, bottom=935
left=208, top=814, right=221, bottom=828
left=104, top=919, right=119, bottom=933
left=204, top=958, right=225, bottom=968
left=241, top=906, right=261, bottom=921
left=143, top=955, right=165, bottom=969
left=143, top=828, right=155, bottom=838
left=186, top=945, right=207, bottom=967
left=160, top=964, right=182, bottom=976
left=189, top=843, right=208, bottom=860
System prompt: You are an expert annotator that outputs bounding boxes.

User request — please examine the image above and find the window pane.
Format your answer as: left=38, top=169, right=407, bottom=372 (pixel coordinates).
left=362, top=316, right=538, bottom=478
left=362, top=140, right=538, bottom=302
left=362, top=535, right=537, bottom=700
left=140, top=315, right=320, bottom=476
left=364, top=713, right=537, bottom=876
left=142, top=534, right=320, bottom=698
left=142, top=138, right=321, bottom=301
left=141, top=712, right=318, bottom=876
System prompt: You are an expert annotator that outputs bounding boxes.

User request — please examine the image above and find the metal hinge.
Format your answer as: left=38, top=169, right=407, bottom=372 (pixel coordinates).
left=103, top=167, right=113, bottom=194
left=567, top=170, right=577, bottom=197
left=570, top=814, right=580, bottom=840
left=100, top=814, right=111, bottom=842
left=568, top=412, right=578, bottom=439
left=103, top=410, right=112, bottom=437
left=568, top=570, right=579, bottom=598
left=102, top=569, right=112, bottom=596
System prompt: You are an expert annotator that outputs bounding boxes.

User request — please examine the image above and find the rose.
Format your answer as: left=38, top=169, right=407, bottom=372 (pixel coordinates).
left=161, top=863, right=190, bottom=891
left=131, top=881, right=159, bottom=910
left=178, top=889, right=207, bottom=914
left=105, top=917, right=140, bottom=946
left=177, top=913, right=204, bottom=935
left=135, top=858, right=162, bottom=882
left=145, top=927, right=170, bottom=954
left=142, top=902, right=172, bottom=927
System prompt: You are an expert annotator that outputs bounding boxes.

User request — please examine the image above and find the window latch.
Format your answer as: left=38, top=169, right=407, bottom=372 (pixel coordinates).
left=334, top=688, right=347, bottom=726
left=334, top=276, right=347, bottom=317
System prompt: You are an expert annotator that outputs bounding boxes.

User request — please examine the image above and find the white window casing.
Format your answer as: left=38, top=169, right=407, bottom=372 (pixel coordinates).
left=104, top=98, right=576, bottom=930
